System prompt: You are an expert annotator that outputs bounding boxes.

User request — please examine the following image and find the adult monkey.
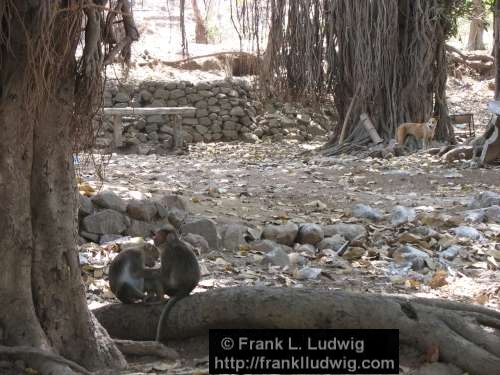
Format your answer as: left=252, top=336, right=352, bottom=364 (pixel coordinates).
left=153, top=226, right=201, bottom=342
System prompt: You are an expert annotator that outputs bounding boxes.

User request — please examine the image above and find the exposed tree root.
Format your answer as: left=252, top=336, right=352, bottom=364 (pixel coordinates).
left=0, top=345, right=92, bottom=375
left=93, top=287, right=500, bottom=375
left=113, top=339, right=179, bottom=359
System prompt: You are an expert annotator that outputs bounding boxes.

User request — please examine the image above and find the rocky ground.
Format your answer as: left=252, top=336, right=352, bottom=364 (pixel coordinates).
left=78, top=136, right=500, bottom=374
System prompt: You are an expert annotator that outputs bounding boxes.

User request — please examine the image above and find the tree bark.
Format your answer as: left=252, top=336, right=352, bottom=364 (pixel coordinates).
left=192, top=0, right=208, bottom=44
left=93, top=287, right=500, bottom=375
left=0, top=2, right=126, bottom=373
left=467, top=0, right=486, bottom=51
left=495, top=0, right=500, bottom=100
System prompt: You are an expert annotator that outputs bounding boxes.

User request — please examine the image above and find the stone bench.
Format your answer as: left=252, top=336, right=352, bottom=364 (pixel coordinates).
left=103, top=107, right=196, bottom=149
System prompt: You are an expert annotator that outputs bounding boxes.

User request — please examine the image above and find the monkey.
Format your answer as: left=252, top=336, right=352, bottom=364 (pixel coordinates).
left=153, top=226, right=201, bottom=342
left=142, top=267, right=164, bottom=302
left=109, top=248, right=147, bottom=303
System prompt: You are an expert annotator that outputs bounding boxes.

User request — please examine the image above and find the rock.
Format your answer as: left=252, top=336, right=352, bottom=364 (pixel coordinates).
left=230, top=106, right=246, bottom=117
left=450, top=226, right=484, bottom=241
left=262, top=247, right=290, bottom=267
left=80, top=230, right=100, bottom=243
left=297, top=223, right=324, bottom=245
left=392, top=245, right=430, bottom=270
left=323, top=223, right=366, bottom=241
left=390, top=205, right=416, bottom=226
left=463, top=209, right=487, bottom=223
left=140, top=90, right=153, bottom=102
left=169, top=88, right=185, bottom=99
left=91, top=190, right=127, bottom=212
left=295, top=243, right=317, bottom=255
left=181, top=217, right=220, bottom=249
left=222, top=130, right=239, bottom=140
left=126, top=199, right=158, bottom=222
left=440, top=244, right=462, bottom=261
left=485, top=205, right=500, bottom=223
left=317, top=234, right=346, bottom=251
left=183, top=233, right=210, bottom=254
left=126, top=219, right=156, bottom=238
left=294, top=267, right=322, bottom=280
left=342, top=247, right=365, bottom=260
left=82, top=209, right=129, bottom=235
left=351, top=203, right=383, bottom=221
left=469, top=191, right=500, bottom=209
left=288, top=252, right=307, bottom=266
left=410, top=226, right=440, bottom=238
left=262, top=223, right=299, bottom=246
left=220, top=224, right=250, bottom=251
left=114, top=91, right=129, bottom=103
left=250, top=239, right=281, bottom=253
left=78, top=194, right=94, bottom=217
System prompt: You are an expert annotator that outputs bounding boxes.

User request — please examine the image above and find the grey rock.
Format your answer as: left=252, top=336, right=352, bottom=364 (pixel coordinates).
left=295, top=243, right=317, bottom=255
left=288, top=252, right=307, bottom=266
left=151, top=99, right=166, bottom=107
left=450, top=226, right=484, bottom=241
left=181, top=217, right=220, bottom=249
left=390, top=205, right=416, bottom=226
left=262, top=247, right=290, bottom=267
left=91, top=190, right=127, bottom=212
left=80, top=230, right=100, bottom=243
left=195, top=125, right=209, bottom=134
left=153, top=88, right=169, bottom=100
left=413, top=363, right=462, bottom=375
left=114, top=91, right=129, bottom=103
left=207, top=97, right=218, bottom=106
left=177, top=97, right=188, bottom=106
left=262, top=222, right=298, bottom=246
left=223, top=121, right=237, bottom=130
left=485, top=205, right=500, bottom=222
left=297, top=223, right=324, bottom=245
left=220, top=224, right=250, bottom=251
left=196, top=108, right=209, bottom=117
left=183, top=118, right=199, bottom=125
left=147, top=115, right=163, bottom=123
left=317, top=235, right=347, bottom=251
left=294, top=267, right=322, bottom=280
left=127, top=219, right=156, bottom=238
left=126, top=199, right=158, bottom=222
left=230, top=106, right=246, bottom=117
left=145, top=124, right=159, bottom=133
left=222, top=130, right=238, bottom=140
left=199, top=117, right=212, bottom=126
left=392, top=245, right=430, bottom=270
left=183, top=233, right=210, bottom=254
left=78, top=194, right=94, bottom=217
left=159, top=125, right=173, bottom=134
left=440, top=245, right=462, bottom=261
left=187, top=93, right=202, bottom=103
left=195, top=100, right=208, bottom=109
left=170, top=88, right=185, bottom=99
left=198, top=90, right=213, bottom=97
left=352, top=204, right=383, bottom=221
left=469, top=191, right=500, bottom=209
left=323, top=223, right=366, bottom=241
left=250, top=239, right=281, bottom=253
left=139, top=90, right=153, bottom=103
left=410, top=226, right=440, bottom=238
left=82, top=209, right=129, bottom=235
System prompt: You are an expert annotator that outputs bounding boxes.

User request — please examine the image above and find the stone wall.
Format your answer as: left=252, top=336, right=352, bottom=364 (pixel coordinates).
left=99, top=79, right=258, bottom=152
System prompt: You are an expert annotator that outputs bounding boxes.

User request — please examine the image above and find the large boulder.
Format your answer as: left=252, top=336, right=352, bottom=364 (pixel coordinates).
left=91, top=190, right=127, bottom=212
left=126, top=199, right=158, bottom=222
left=181, top=217, right=220, bottom=249
left=261, top=223, right=298, bottom=246
left=82, top=209, right=129, bottom=235
left=297, top=223, right=324, bottom=245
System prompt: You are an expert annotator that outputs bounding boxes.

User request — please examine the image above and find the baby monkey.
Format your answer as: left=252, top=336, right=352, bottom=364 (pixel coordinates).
left=109, top=248, right=147, bottom=303
left=154, top=226, right=201, bottom=342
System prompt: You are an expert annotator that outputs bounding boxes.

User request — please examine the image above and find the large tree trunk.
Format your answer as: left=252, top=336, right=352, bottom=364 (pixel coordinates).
left=93, top=287, right=500, bottom=375
left=495, top=0, right=500, bottom=100
left=0, top=2, right=126, bottom=373
left=326, top=0, right=452, bottom=143
left=467, top=0, right=486, bottom=51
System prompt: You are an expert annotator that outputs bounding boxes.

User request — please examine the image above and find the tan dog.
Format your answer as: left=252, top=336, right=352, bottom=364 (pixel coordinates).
left=396, top=117, right=438, bottom=149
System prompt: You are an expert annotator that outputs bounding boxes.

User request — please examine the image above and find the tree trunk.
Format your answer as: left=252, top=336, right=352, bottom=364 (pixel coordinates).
left=495, top=0, right=500, bottom=100
left=467, top=0, right=486, bottom=51
left=326, top=0, right=451, bottom=143
left=192, top=0, right=208, bottom=44
left=93, top=287, right=500, bottom=375
left=0, top=3, right=125, bottom=373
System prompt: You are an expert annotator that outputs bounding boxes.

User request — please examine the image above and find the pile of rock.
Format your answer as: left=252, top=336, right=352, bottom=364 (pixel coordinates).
left=254, top=103, right=335, bottom=142
left=99, top=79, right=258, bottom=152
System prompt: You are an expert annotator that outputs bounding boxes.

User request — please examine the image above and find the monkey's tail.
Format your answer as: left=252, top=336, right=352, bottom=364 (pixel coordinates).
left=155, top=296, right=182, bottom=342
